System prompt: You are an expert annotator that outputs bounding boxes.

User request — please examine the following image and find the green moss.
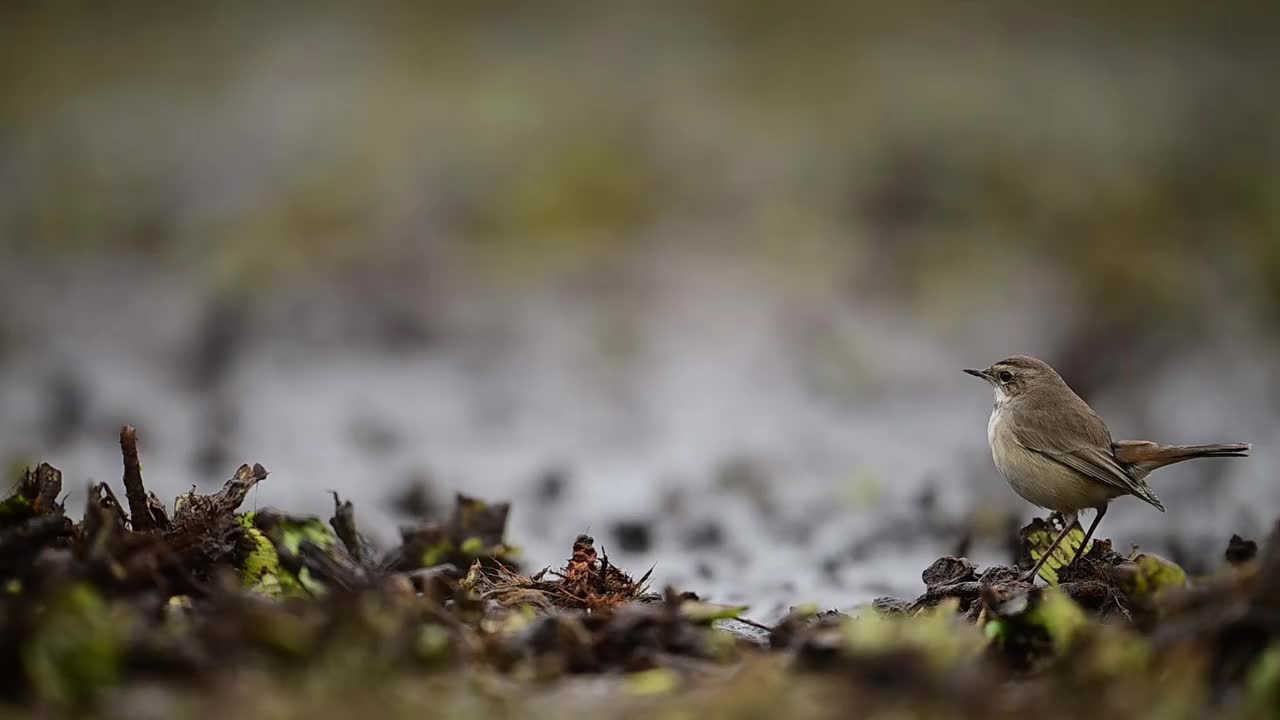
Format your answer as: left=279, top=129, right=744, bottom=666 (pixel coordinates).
left=1086, top=629, right=1153, bottom=679
left=1023, top=589, right=1089, bottom=653
left=788, top=603, right=820, bottom=619
left=0, top=492, right=32, bottom=525
left=415, top=624, right=453, bottom=663
left=420, top=538, right=519, bottom=568
left=983, top=588, right=1089, bottom=666
left=421, top=542, right=453, bottom=567
left=704, top=628, right=742, bottom=663
left=234, top=513, right=346, bottom=598
left=297, top=567, right=326, bottom=596
left=486, top=603, right=538, bottom=637
left=624, top=667, right=681, bottom=696
left=842, top=599, right=985, bottom=668
left=1246, top=645, right=1280, bottom=715
left=23, top=584, right=128, bottom=705
left=252, top=611, right=313, bottom=657
left=1118, top=553, right=1188, bottom=600
left=238, top=515, right=326, bottom=599
left=239, top=524, right=286, bottom=598
left=277, top=518, right=335, bottom=556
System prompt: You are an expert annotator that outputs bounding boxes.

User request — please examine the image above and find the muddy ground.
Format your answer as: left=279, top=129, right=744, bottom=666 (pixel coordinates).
left=1, top=428, right=1277, bottom=719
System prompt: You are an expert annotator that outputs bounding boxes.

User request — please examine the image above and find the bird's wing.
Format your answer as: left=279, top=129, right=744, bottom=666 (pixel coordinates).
left=1010, top=405, right=1166, bottom=511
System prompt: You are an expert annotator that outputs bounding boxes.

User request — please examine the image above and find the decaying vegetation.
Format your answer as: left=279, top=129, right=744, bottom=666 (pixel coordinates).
left=0, top=427, right=1277, bottom=719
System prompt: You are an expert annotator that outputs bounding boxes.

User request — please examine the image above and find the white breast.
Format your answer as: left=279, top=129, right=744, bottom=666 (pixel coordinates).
left=984, top=399, right=1121, bottom=512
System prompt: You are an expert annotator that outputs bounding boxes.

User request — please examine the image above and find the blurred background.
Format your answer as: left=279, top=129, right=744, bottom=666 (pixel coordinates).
left=1, top=2, right=1277, bottom=617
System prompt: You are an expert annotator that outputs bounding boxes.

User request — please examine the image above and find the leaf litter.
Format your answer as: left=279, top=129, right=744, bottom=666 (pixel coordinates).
left=0, top=426, right=1277, bottom=719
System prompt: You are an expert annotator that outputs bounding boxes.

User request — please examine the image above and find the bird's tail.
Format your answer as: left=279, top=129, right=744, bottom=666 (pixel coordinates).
left=1114, top=440, right=1251, bottom=478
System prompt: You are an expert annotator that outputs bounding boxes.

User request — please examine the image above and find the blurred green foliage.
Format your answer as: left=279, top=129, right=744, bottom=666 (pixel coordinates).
left=23, top=584, right=129, bottom=705
left=1, top=2, right=1277, bottom=331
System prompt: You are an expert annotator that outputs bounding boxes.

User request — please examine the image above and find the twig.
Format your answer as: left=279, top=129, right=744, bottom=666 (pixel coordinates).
left=328, top=490, right=365, bottom=565
left=732, top=616, right=773, bottom=632
left=120, top=425, right=152, bottom=531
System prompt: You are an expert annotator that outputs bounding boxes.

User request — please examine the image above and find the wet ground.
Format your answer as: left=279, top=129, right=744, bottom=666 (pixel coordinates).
left=4, top=3, right=1278, bottom=625
left=0, top=259, right=1272, bottom=620
left=1, top=435, right=1277, bottom=718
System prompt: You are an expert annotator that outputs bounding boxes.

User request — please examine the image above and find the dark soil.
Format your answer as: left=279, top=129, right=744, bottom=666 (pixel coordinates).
left=0, top=427, right=1277, bottom=719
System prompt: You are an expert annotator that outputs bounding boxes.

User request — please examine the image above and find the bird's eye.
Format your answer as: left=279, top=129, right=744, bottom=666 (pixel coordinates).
left=998, top=370, right=1013, bottom=383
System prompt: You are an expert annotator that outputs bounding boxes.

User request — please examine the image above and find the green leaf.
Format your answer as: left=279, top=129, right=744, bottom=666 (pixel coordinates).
left=239, top=526, right=285, bottom=598
left=238, top=521, right=324, bottom=599
left=1023, top=517, right=1092, bottom=585
left=421, top=542, right=453, bottom=567
left=1247, top=645, right=1280, bottom=714
left=1114, top=553, right=1187, bottom=600
left=1025, top=589, right=1089, bottom=652
left=982, top=588, right=1088, bottom=662
left=624, top=667, right=681, bottom=696
left=415, top=624, right=453, bottom=662
left=277, top=518, right=335, bottom=556
left=679, top=600, right=749, bottom=623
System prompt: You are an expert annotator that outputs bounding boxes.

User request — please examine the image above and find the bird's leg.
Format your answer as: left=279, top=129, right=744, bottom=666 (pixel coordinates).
left=1069, top=504, right=1108, bottom=570
left=1022, top=510, right=1078, bottom=583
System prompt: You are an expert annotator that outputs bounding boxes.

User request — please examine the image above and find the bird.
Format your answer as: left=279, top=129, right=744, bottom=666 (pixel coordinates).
left=964, top=355, right=1250, bottom=582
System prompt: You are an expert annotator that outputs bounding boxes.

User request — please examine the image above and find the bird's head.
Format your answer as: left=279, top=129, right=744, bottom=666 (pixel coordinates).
left=964, top=355, right=1062, bottom=403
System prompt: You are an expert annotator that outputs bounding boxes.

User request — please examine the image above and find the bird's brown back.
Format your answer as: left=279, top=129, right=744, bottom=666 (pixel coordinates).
left=1000, top=358, right=1164, bottom=509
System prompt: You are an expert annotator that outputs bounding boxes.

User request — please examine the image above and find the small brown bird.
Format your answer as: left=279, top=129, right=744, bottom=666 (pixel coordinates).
left=965, top=355, right=1250, bottom=581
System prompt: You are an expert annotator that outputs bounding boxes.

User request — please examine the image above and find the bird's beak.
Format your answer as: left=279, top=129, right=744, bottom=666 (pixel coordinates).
left=963, top=368, right=990, bottom=381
